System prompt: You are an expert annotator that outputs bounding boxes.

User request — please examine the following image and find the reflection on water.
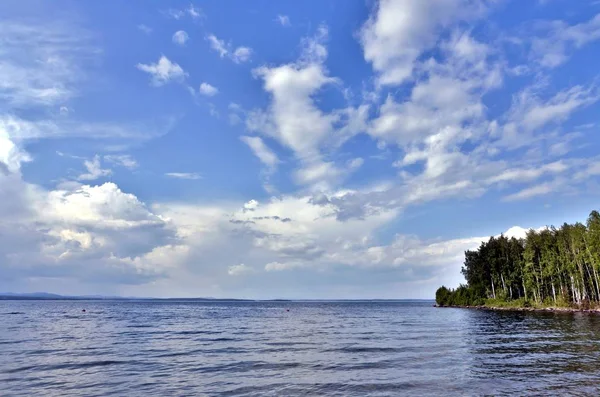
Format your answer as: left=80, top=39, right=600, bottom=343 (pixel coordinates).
left=1, top=301, right=600, bottom=396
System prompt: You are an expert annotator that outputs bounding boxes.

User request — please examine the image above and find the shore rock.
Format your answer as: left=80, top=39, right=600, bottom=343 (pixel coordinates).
left=436, top=305, right=600, bottom=314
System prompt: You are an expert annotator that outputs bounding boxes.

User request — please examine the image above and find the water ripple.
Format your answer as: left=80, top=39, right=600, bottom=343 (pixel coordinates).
left=2, top=301, right=600, bottom=396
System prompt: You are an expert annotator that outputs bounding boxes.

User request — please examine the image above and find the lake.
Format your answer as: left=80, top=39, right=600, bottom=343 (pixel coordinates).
left=1, top=300, right=600, bottom=396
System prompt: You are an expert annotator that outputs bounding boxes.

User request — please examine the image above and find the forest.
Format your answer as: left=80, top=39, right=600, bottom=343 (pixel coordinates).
left=436, top=210, right=600, bottom=308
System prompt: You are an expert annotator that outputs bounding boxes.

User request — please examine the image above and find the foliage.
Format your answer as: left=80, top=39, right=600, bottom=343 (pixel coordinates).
left=436, top=210, right=600, bottom=309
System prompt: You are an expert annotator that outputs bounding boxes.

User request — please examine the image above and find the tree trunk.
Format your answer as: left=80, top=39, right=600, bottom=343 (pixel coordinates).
left=585, top=263, right=597, bottom=302
left=491, top=276, right=496, bottom=299
left=583, top=235, right=600, bottom=302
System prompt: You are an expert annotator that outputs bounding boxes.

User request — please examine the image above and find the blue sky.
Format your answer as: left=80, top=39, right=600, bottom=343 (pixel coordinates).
left=2, top=0, right=600, bottom=298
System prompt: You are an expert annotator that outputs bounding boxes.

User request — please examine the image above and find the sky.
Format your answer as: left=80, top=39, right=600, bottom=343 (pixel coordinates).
left=2, top=0, right=600, bottom=299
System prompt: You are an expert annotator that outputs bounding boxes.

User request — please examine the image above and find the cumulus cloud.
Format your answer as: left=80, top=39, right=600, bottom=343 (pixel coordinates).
left=199, top=82, right=219, bottom=96
left=206, top=34, right=228, bottom=57
left=206, top=34, right=253, bottom=63
left=247, top=26, right=369, bottom=190
left=1, top=172, right=179, bottom=289
left=172, top=30, right=189, bottom=46
left=360, top=0, right=488, bottom=85
left=232, top=47, right=252, bottom=63
left=136, top=55, right=187, bottom=86
left=4, top=1, right=600, bottom=299
left=76, top=155, right=112, bottom=181
left=244, top=199, right=259, bottom=211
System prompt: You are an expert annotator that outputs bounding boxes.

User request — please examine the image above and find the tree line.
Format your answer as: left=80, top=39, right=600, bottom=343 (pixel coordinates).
left=436, top=210, right=600, bottom=308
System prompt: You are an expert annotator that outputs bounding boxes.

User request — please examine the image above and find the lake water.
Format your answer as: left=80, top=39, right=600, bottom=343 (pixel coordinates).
left=1, top=300, right=600, bottom=396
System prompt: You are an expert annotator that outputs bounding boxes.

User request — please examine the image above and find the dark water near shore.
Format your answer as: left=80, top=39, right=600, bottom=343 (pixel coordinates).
left=2, top=300, right=600, bottom=396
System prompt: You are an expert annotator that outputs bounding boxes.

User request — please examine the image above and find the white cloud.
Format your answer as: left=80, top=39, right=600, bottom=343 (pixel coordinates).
left=104, top=154, right=138, bottom=169
left=1, top=127, right=31, bottom=173
left=276, top=15, right=291, bottom=27
left=360, top=0, right=488, bottom=85
left=244, top=199, right=259, bottom=211
left=137, top=24, right=152, bottom=34
left=265, top=261, right=301, bottom=271
left=43, top=182, right=164, bottom=228
left=486, top=161, right=568, bottom=185
left=199, top=82, right=219, bottom=96
left=76, top=155, right=112, bottom=181
left=503, top=182, right=555, bottom=201
left=172, top=30, right=189, bottom=46
left=187, top=4, right=203, bottom=19
left=240, top=136, right=280, bottom=168
left=0, top=169, right=179, bottom=289
left=0, top=123, right=594, bottom=297
left=246, top=27, right=368, bottom=190
left=232, top=47, right=252, bottom=63
left=294, top=161, right=343, bottom=187
left=165, top=4, right=203, bottom=20
left=500, top=84, right=598, bottom=148
left=0, top=21, right=93, bottom=106
left=165, top=172, right=202, bottom=180
left=348, top=158, right=364, bottom=170
left=206, top=34, right=228, bottom=57
left=5, top=1, right=600, bottom=299
left=206, top=34, right=253, bottom=63
left=300, top=24, right=329, bottom=63
left=248, top=63, right=338, bottom=158
left=1, top=114, right=171, bottom=143
left=136, top=55, right=187, bottom=86
left=531, top=14, right=600, bottom=68
left=228, top=102, right=244, bottom=125
left=228, top=263, right=254, bottom=276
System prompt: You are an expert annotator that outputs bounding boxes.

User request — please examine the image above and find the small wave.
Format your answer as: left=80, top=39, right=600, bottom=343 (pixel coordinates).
left=307, top=381, right=421, bottom=394
left=201, top=337, right=239, bottom=342
left=174, top=330, right=221, bottom=335
left=2, top=312, right=25, bottom=315
left=25, top=348, right=66, bottom=356
left=3, top=360, right=132, bottom=374
left=265, top=341, right=317, bottom=346
left=313, top=359, right=399, bottom=371
left=324, top=346, right=406, bottom=353
left=154, top=349, right=204, bottom=358
left=189, top=360, right=303, bottom=374
left=0, top=340, right=25, bottom=345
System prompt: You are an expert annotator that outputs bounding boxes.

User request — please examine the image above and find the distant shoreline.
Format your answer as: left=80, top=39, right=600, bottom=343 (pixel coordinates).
left=435, top=304, right=600, bottom=314
left=0, top=295, right=434, bottom=302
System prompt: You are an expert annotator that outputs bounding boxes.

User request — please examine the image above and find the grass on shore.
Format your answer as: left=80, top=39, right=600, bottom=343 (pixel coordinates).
left=482, top=297, right=598, bottom=310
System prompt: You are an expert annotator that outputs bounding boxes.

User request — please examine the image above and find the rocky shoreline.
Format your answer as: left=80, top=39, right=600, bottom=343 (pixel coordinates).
left=435, top=304, right=600, bottom=314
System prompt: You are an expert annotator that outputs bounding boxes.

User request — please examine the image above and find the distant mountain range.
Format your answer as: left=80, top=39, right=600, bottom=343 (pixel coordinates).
left=0, top=292, right=127, bottom=300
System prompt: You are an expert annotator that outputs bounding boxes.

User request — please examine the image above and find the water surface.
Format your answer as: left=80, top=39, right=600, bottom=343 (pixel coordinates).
left=1, top=300, right=600, bottom=396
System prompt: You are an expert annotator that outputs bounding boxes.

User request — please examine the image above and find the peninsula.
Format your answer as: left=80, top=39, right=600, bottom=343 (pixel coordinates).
left=436, top=210, right=600, bottom=311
